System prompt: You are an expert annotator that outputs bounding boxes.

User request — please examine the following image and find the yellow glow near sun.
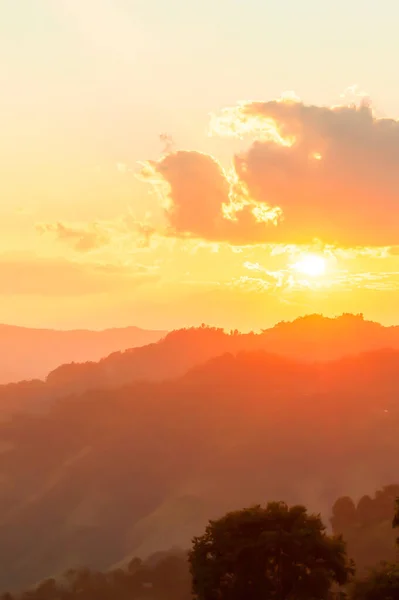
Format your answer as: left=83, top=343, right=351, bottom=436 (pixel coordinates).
left=293, top=254, right=326, bottom=277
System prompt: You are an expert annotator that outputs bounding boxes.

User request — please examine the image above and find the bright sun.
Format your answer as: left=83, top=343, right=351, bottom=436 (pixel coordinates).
left=293, top=254, right=326, bottom=277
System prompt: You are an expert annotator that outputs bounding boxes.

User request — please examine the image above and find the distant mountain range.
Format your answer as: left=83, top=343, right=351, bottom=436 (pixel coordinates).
left=0, top=324, right=166, bottom=384
left=2, top=313, right=399, bottom=417
left=0, top=344, right=397, bottom=590
left=46, top=313, right=399, bottom=390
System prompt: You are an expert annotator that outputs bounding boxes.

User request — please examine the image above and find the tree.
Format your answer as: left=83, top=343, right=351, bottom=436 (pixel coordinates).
left=394, top=497, right=399, bottom=565
left=189, top=502, right=354, bottom=600
left=393, top=497, right=399, bottom=542
left=331, top=487, right=399, bottom=574
left=152, top=554, right=191, bottom=600
left=331, top=496, right=357, bottom=534
left=351, top=562, right=399, bottom=600
left=350, top=497, right=399, bottom=600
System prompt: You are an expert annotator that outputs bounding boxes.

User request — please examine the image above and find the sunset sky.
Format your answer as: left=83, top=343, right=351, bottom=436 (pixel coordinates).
left=2, top=0, right=399, bottom=331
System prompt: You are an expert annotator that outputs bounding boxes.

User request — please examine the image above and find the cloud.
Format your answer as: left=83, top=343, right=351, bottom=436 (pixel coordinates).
left=0, top=254, right=159, bottom=296
left=141, top=96, right=399, bottom=247
left=229, top=270, right=399, bottom=296
left=214, top=98, right=399, bottom=246
left=240, top=258, right=399, bottom=293
left=140, top=150, right=282, bottom=244
left=134, top=220, right=156, bottom=248
left=159, top=133, right=174, bottom=154
left=339, top=84, right=370, bottom=103
left=37, top=213, right=157, bottom=252
left=37, top=222, right=111, bottom=252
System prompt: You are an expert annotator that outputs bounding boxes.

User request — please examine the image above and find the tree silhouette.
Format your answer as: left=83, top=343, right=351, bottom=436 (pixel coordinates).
left=350, top=497, right=399, bottom=600
left=393, top=498, right=399, bottom=539
left=189, top=502, right=354, bottom=600
left=331, top=486, right=399, bottom=573
left=331, top=496, right=357, bottom=534
left=351, top=562, right=399, bottom=600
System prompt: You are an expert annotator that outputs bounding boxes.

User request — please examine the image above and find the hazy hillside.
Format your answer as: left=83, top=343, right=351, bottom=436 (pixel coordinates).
left=33, top=313, right=399, bottom=393
left=0, top=347, right=397, bottom=590
left=2, top=313, right=399, bottom=416
left=0, top=324, right=166, bottom=384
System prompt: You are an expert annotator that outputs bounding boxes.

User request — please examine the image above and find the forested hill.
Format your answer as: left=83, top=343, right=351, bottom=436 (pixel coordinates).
left=2, top=314, right=399, bottom=415
left=0, top=348, right=397, bottom=590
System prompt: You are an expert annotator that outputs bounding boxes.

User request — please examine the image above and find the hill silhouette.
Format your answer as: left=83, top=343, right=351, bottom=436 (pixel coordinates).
left=0, top=324, right=166, bottom=385
left=30, top=313, right=399, bottom=391
left=2, top=313, right=399, bottom=416
left=0, top=346, right=397, bottom=590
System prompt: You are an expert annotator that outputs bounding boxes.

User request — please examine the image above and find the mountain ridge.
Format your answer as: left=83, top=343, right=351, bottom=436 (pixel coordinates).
left=2, top=312, right=399, bottom=418
left=0, top=324, right=166, bottom=385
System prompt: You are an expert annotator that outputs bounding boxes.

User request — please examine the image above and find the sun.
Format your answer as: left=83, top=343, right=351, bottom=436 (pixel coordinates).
left=292, top=254, right=326, bottom=277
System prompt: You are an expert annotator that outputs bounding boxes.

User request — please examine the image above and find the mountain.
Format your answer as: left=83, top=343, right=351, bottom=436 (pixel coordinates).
left=0, top=324, right=166, bottom=384
left=2, top=313, right=399, bottom=416
left=31, top=313, right=399, bottom=394
left=0, top=347, right=397, bottom=590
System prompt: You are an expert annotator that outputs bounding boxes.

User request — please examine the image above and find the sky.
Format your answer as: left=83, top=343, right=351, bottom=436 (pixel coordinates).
left=2, top=0, right=399, bottom=331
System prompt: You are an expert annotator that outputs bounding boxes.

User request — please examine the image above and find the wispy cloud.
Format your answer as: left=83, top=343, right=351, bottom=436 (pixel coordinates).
left=240, top=260, right=399, bottom=293
left=37, top=222, right=111, bottom=252
left=0, top=254, right=159, bottom=297
left=36, top=212, right=157, bottom=252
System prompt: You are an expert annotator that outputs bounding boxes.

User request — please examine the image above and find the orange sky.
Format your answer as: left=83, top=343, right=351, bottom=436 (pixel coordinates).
left=2, top=1, right=399, bottom=330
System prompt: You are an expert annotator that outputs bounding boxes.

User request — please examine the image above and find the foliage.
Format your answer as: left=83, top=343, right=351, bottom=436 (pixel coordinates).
left=350, top=562, right=399, bottom=600
left=331, top=486, right=399, bottom=573
left=0, top=552, right=191, bottom=600
left=0, top=493, right=397, bottom=599
left=393, top=497, right=399, bottom=545
left=189, top=502, right=354, bottom=600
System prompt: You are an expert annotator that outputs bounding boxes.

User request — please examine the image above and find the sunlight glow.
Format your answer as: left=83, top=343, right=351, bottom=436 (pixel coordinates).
left=292, top=254, right=326, bottom=277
